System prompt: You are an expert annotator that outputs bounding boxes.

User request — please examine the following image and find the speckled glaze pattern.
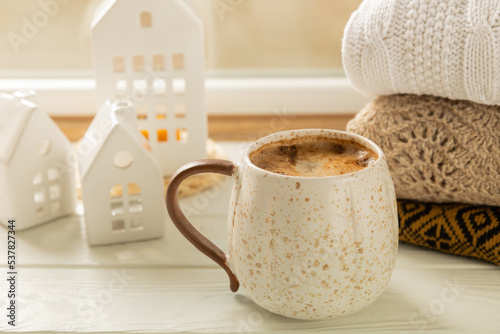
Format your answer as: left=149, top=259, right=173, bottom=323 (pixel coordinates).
left=227, top=129, right=398, bottom=320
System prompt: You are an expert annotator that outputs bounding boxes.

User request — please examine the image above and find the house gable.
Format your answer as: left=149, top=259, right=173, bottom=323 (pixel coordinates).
left=81, top=124, right=161, bottom=184
left=0, top=93, right=36, bottom=164
left=91, top=0, right=203, bottom=35
left=9, top=107, right=73, bottom=170
left=90, top=0, right=116, bottom=31
left=79, top=102, right=154, bottom=180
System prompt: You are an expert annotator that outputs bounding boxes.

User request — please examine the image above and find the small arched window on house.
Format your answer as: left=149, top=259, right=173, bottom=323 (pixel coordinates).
left=140, top=11, right=152, bottom=27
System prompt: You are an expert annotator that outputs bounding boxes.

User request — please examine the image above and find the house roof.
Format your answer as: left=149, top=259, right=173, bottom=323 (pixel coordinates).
left=0, top=93, right=36, bottom=164
left=79, top=101, right=152, bottom=179
left=90, top=0, right=116, bottom=30
left=91, top=0, right=202, bottom=31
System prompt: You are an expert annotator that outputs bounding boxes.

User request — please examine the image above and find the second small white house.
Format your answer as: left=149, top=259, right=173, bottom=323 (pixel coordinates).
left=79, top=101, right=165, bottom=246
left=91, top=0, right=207, bottom=176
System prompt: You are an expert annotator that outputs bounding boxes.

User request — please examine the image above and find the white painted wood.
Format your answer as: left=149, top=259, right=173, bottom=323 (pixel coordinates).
left=9, top=208, right=495, bottom=270
left=206, top=77, right=371, bottom=114
left=0, top=78, right=371, bottom=116
left=12, top=209, right=229, bottom=267
left=0, top=267, right=498, bottom=333
left=0, top=142, right=498, bottom=332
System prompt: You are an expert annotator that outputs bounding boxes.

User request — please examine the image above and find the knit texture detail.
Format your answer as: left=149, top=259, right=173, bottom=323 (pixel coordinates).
left=398, top=200, right=500, bottom=265
left=342, top=0, right=500, bottom=105
left=347, top=94, right=500, bottom=206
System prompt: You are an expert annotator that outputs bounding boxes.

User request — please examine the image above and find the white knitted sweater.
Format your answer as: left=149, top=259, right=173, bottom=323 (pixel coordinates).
left=342, top=0, right=500, bottom=105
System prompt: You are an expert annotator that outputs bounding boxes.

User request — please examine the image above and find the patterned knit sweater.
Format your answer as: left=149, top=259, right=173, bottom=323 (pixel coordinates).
left=343, top=0, right=500, bottom=105
left=347, top=94, right=500, bottom=206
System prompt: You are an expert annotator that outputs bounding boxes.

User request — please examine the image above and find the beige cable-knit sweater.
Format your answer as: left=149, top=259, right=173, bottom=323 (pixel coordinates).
left=343, top=0, right=500, bottom=105
left=347, top=94, right=500, bottom=206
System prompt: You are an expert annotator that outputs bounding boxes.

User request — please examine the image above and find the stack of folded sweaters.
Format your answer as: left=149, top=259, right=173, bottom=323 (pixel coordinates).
left=342, top=0, right=500, bottom=265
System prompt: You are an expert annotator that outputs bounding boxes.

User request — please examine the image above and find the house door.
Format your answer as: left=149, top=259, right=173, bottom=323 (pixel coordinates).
left=33, top=167, right=62, bottom=220
left=109, top=183, right=144, bottom=233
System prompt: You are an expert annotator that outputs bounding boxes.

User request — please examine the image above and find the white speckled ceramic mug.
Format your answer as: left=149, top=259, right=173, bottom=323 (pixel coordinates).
left=167, top=129, right=398, bottom=320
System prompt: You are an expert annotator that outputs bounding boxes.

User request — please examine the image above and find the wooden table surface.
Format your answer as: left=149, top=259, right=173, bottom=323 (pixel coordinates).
left=52, top=114, right=355, bottom=142
left=1, top=142, right=499, bottom=333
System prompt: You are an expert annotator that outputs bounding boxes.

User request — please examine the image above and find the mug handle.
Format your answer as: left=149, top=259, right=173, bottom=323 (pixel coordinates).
left=166, top=159, right=240, bottom=292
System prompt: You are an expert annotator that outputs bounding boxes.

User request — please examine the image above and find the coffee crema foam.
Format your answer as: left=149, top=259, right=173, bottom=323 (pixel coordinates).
left=249, top=135, right=379, bottom=177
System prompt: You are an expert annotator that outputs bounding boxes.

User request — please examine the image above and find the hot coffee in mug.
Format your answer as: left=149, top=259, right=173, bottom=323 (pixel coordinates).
left=249, top=135, right=378, bottom=177
left=166, top=129, right=398, bottom=320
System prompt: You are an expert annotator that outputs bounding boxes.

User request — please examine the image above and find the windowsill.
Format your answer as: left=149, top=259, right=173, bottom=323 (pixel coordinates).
left=0, top=77, right=371, bottom=116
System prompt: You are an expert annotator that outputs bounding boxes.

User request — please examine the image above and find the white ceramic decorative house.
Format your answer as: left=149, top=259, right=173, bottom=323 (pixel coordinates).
left=79, top=101, right=165, bottom=246
left=91, top=0, right=207, bottom=176
left=0, top=92, right=77, bottom=230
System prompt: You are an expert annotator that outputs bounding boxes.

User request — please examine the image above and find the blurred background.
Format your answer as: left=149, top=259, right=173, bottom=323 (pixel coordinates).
left=0, top=0, right=366, bottom=141
left=0, top=0, right=362, bottom=77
